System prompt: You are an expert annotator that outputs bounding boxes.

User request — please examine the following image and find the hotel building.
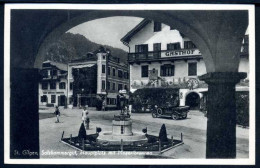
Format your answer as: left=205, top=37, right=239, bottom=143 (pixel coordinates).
left=121, top=19, right=249, bottom=109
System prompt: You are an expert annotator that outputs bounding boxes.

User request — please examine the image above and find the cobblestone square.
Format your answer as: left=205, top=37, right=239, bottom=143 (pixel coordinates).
left=39, top=108, right=249, bottom=159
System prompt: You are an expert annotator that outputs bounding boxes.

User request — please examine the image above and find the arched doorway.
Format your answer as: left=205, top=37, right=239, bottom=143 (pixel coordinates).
left=185, top=92, right=200, bottom=110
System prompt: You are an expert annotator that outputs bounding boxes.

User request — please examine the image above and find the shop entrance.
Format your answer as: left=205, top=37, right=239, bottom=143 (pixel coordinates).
left=58, top=95, right=66, bottom=106
left=185, top=92, right=200, bottom=110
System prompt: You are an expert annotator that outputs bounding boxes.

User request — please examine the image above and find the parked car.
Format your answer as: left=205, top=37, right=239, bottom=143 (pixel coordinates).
left=152, top=102, right=190, bottom=120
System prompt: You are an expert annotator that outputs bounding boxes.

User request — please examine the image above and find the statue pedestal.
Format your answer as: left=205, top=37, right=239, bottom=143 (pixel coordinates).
left=112, top=120, right=133, bottom=136
left=97, top=113, right=147, bottom=145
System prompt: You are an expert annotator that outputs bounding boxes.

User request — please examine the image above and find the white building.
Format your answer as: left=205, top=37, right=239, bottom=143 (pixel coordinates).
left=39, top=60, right=68, bottom=107
left=121, top=19, right=249, bottom=109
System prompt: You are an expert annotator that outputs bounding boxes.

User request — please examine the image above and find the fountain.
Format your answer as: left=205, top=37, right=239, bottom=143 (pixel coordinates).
left=97, top=112, right=147, bottom=145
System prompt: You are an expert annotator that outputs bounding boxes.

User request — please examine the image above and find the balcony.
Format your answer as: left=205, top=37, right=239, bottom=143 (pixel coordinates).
left=128, top=48, right=202, bottom=63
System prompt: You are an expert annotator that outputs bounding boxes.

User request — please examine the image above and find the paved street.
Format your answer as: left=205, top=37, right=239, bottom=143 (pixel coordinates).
left=39, top=108, right=249, bottom=159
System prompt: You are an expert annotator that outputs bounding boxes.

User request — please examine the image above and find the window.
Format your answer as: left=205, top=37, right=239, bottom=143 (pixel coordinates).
left=42, top=62, right=51, bottom=68
left=59, top=82, right=66, bottom=89
left=107, top=67, right=111, bottom=75
left=154, top=22, right=161, bottom=32
left=50, top=82, right=56, bottom=89
left=153, top=43, right=161, bottom=51
left=124, top=85, right=128, bottom=91
left=51, top=95, right=56, bottom=103
left=188, top=62, right=197, bottom=76
left=102, top=65, right=106, bottom=73
left=135, top=44, right=148, bottom=53
left=102, top=80, right=106, bottom=90
left=153, top=43, right=161, bottom=57
left=121, top=125, right=124, bottom=134
left=118, top=84, right=123, bottom=91
left=107, top=81, right=110, bottom=90
left=42, top=82, right=48, bottom=90
left=42, top=70, right=48, bottom=78
left=167, top=43, right=181, bottom=50
left=112, top=83, right=116, bottom=91
left=70, top=82, right=73, bottom=90
left=141, top=65, right=149, bottom=77
left=109, top=98, right=113, bottom=105
left=118, top=70, right=123, bottom=78
left=184, top=41, right=196, bottom=49
left=52, top=69, right=57, bottom=76
left=124, top=72, right=128, bottom=79
left=161, top=64, right=175, bottom=76
left=113, top=68, right=116, bottom=76
left=41, top=95, right=47, bottom=102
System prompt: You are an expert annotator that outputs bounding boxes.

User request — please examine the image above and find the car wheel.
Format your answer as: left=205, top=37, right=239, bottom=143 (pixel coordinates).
left=157, top=108, right=163, bottom=115
left=172, top=113, right=179, bottom=120
left=183, top=113, right=187, bottom=119
left=152, top=112, right=157, bottom=118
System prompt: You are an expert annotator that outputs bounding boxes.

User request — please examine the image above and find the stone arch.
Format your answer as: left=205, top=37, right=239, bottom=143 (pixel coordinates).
left=34, top=10, right=247, bottom=74
left=34, top=10, right=225, bottom=73
left=10, top=9, right=249, bottom=158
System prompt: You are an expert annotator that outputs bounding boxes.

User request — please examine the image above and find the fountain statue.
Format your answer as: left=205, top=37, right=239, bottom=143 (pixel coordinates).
left=97, top=91, right=147, bottom=145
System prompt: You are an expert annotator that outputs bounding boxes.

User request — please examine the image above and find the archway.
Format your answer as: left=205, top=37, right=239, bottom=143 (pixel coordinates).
left=32, top=10, right=248, bottom=159
left=9, top=8, right=249, bottom=159
left=185, top=92, right=200, bottom=110
left=34, top=10, right=247, bottom=73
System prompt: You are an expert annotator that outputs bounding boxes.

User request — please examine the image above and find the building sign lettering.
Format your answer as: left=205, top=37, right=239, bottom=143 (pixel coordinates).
left=162, top=49, right=201, bottom=58
left=42, top=91, right=65, bottom=94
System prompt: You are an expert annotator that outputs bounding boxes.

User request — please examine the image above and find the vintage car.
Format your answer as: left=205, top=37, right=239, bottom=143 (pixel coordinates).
left=151, top=102, right=190, bottom=120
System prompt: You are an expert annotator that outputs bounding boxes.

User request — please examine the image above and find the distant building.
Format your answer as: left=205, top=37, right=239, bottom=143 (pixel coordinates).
left=39, top=60, right=68, bottom=107
left=121, top=19, right=249, bottom=109
left=67, top=47, right=129, bottom=108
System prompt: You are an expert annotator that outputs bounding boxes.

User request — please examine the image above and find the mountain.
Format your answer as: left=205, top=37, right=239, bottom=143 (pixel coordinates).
left=44, top=32, right=128, bottom=63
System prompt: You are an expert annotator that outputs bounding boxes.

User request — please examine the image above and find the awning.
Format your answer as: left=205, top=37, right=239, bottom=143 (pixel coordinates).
left=71, top=64, right=95, bottom=69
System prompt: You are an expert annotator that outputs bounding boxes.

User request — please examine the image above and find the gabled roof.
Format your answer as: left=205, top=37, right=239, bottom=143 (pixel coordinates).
left=120, top=19, right=151, bottom=45
left=43, top=60, right=67, bottom=71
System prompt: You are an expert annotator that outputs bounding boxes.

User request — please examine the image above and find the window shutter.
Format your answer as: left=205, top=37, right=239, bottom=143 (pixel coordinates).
left=160, top=65, right=164, bottom=76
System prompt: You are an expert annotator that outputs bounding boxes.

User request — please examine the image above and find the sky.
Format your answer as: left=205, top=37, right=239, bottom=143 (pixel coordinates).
left=68, top=16, right=143, bottom=51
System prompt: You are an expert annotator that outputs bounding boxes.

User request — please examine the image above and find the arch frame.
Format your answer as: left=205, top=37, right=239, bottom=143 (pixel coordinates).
left=34, top=10, right=219, bottom=73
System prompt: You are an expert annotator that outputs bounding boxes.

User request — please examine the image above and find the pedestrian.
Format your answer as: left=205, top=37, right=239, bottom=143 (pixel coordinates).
left=82, top=106, right=89, bottom=129
left=54, top=106, right=60, bottom=123
left=102, top=99, right=106, bottom=111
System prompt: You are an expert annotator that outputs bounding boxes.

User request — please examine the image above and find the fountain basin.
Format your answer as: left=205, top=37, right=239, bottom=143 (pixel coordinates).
left=97, top=131, right=147, bottom=145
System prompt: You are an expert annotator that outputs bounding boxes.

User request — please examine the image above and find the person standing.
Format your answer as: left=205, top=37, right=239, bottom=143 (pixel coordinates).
left=102, top=99, right=106, bottom=111
left=54, top=106, right=60, bottom=123
left=82, top=106, right=89, bottom=129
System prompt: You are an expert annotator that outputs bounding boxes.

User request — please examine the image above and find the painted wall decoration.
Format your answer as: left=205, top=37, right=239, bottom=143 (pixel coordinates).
left=131, top=77, right=207, bottom=90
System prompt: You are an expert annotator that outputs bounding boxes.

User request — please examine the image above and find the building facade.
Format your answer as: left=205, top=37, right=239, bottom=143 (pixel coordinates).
left=39, top=60, right=68, bottom=107
left=121, top=19, right=249, bottom=109
left=67, top=48, right=129, bottom=108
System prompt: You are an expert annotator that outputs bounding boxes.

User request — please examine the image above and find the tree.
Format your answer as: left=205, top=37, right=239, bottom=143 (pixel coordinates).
left=159, top=124, right=168, bottom=142
left=78, top=123, right=87, bottom=140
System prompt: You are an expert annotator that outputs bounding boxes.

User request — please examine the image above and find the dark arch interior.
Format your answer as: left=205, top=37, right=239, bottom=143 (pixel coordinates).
left=185, top=92, right=200, bottom=110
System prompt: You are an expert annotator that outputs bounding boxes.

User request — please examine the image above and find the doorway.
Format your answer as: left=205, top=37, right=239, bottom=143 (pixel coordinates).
left=58, top=95, right=66, bottom=106
left=185, top=92, right=200, bottom=110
